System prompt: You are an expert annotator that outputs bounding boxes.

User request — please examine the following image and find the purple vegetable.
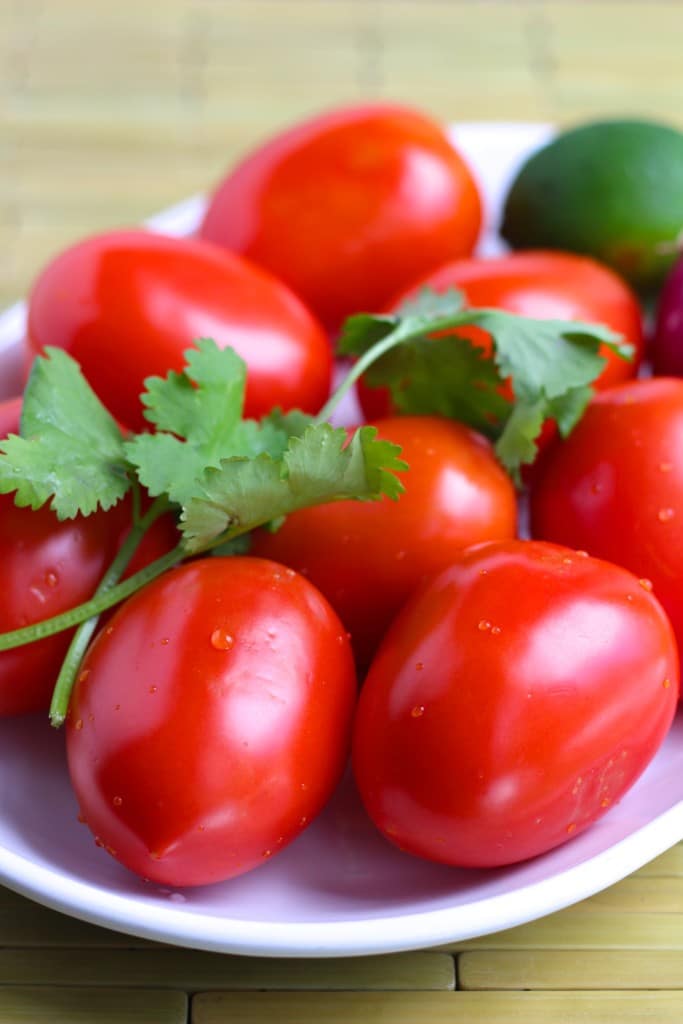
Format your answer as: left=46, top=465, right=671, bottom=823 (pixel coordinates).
left=652, top=255, right=683, bottom=376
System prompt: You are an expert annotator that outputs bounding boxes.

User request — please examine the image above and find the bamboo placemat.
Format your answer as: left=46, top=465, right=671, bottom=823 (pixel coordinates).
left=2, top=2, right=683, bottom=1021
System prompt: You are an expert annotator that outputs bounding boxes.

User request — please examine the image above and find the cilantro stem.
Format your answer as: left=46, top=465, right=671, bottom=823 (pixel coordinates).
left=48, top=496, right=171, bottom=727
left=315, top=315, right=471, bottom=425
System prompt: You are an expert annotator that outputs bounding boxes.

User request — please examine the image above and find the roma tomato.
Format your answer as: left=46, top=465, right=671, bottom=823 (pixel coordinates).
left=353, top=541, right=678, bottom=868
left=0, top=399, right=125, bottom=716
left=0, top=398, right=180, bottom=716
left=26, top=230, right=332, bottom=432
left=358, top=250, right=644, bottom=421
left=251, top=416, right=517, bottom=671
left=530, top=377, right=683, bottom=658
left=66, top=557, right=357, bottom=887
left=200, top=103, right=482, bottom=333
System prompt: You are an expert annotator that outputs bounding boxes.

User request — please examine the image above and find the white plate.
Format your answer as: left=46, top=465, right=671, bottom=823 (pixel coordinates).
left=1, top=123, right=682, bottom=959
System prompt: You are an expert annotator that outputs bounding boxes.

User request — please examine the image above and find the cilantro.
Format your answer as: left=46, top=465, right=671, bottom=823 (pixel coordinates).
left=337, top=287, right=631, bottom=480
left=181, top=424, right=406, bottom=552
left=0, top=348, right=130, bottom=518
left=125, top=339, right=314, bottom=506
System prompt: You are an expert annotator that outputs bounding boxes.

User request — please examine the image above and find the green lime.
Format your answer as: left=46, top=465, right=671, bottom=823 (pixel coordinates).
left=501, top=119, right=683, bottom=291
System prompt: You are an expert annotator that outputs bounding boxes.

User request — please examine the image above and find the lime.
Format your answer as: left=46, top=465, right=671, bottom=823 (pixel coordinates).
left=501, top=119, right=683, bottom=291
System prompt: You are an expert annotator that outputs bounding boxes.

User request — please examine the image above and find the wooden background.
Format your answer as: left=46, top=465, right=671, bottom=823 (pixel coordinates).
left=2, top=2, right=683, bottom=1022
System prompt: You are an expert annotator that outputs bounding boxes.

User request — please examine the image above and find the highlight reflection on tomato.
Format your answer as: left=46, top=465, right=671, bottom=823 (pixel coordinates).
left=66, top=557, right=357, bottom=886
left=27, top=230, right=332, bottom=432
left=252, top=415, right=517, bottom=671
left=353, top=540, right=678, bottom=868
left=200, top=103, right=482, bottom=333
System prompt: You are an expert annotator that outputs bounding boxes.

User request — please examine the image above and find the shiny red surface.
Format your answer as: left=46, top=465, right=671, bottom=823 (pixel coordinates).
left=66, top=557, right=357, bottom=886
left=200, top=104, right=482, bottom=333
left=530, top=377, right=683, bottom=661
left=27, top=230, right=332, bottom=431
left=353, top=540, right=679, bottom=867
left=252, top=416, right=517, bottom=671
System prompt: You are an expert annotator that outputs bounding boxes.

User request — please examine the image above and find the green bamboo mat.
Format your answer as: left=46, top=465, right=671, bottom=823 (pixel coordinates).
left=2, top=0, right=683, bottom=310
left=2, top=844, right=683, bottom=1022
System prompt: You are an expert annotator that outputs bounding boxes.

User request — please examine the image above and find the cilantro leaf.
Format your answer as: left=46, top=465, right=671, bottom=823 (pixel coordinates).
left=360, top=334, right=510, bottom=439
left=180, top=424, right=407, bottom=552
left=335, top=287, right=631, bottom=481
left=124, top=338, right=314, bottom=505
left=0, top=347, right=129, bottom=518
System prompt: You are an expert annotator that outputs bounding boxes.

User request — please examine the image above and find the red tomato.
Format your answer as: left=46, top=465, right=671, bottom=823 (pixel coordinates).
left=0, top=397, right=180, bottom=716
left=530, top=377, right=683, bottom=659
left=199, top=104, right=482, bottom=333
left=251, top=416, right=517, bottom=671
left=0, top=396, right=22, bottom=437
left=66, top=557, right=356, bottom=887
left=26, top=230, right=332, bottom=432
left=353, top=540, right=678, bottom=868
left=358, top=251, right=644, bottom=421
left=0, top=396, right=126, bottom=716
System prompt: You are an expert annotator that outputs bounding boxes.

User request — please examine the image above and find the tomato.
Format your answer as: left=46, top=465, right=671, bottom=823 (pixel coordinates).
left=251, top=416, right=517, bottom=671
left=199, top=103, right=482, bottom=333
left=0, top=396, right=22, bottom=438
left=0, top=397, right=180, bottom=716
left=353, top=540, right=678, bottom=868
left=26, top=230, right=332, bottom=432
left=0, top=399, right=124, bottom=716
left=358, top=250, right=644, bottom=421
left=530, top=377, right=683, bottom=659
left=66, top=557, right=356, bottom=887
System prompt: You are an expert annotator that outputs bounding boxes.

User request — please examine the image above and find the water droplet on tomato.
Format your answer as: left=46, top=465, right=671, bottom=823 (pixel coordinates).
left=639, top=578, right=654, bottom=592
left=562, top=556, right=572, bottom=565
left=479, top=569, right=488, bottom=576
left=658, top=507, right=675, bottom=523
left=112, top=796, right=123, bottom=807
left=663, top=678, right=672, bottom=689
left=411, top=705, right=425, bottom=718
left=94, top=836, right=105, bottom=848
left=415, top=661, right=424, bottom=671
left=78, top=669, right=90, bottom=684
left=160, top=637, right=170, bottom=646
left=566, top=822, right=577, bottom=834
left=74, top=719, right=83, bottom=731
left=105, top=626, right=115, bottom=636
left=575, top=550, right=589, bottom=558
left=211, top=628, right=234, bottom=651
left=659, top=461, right=673, bottom=473
left=148, top=685, right=158, bottom=694
left=169, top=892, right=186, bottom=903
left=478, top=620, right=491, bottom=632
left=262, top=849, right=272, bottom=858
left=44, top=570, right=58, bottom=587
left=601, top=797, right=611, bottom=808
left=490, top=625, right=502, bottom=636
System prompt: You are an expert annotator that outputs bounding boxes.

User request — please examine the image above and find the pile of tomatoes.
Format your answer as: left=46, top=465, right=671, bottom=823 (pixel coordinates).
left=2, top=102, right=682, bottom=888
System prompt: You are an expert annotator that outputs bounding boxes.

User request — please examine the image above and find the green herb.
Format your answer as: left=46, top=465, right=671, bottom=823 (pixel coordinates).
left=0, top=339, right=405, bottom=725
left=334, top=287, right=631, bottom=481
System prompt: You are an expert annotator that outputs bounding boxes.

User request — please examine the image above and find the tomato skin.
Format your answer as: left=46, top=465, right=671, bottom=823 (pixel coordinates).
left=26, top=230, right=332, bottom=432
left=200, top=104, right=482, bottom=333
left=358, top=250, right=644, bottom=421
left=530, top=378, right=683, bottom=661
left=353, top=540, right=678, bottom=868
left=0, top=398, right=180, bottom=716
left=0, top=398, right=124, bottom=716
left=251, top=416, right=517, bottom=671
left=66, top=557, right=356, bottom=887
